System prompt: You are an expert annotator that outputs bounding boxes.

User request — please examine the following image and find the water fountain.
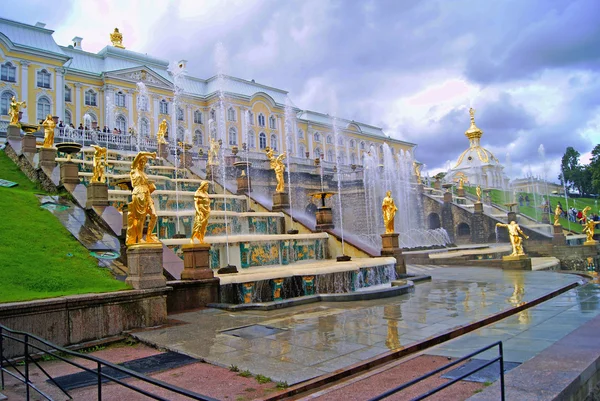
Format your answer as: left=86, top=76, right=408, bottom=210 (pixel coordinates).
left=332, top=118, right=349, bottom=261
left=284, top=97, right=298, bottom=234
left=136, top=81, right=149, bottom=152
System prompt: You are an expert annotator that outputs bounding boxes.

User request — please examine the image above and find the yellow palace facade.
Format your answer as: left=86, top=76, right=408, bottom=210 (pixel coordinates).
left=0, top=17, right=415, bottom=163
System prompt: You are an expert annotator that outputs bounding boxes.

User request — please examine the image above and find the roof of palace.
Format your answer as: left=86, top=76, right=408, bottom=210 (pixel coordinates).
left=0, top=18, right=67, bottom=58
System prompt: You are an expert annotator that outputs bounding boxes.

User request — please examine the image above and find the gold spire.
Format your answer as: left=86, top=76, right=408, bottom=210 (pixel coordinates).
left=465, top=107, right=483, bottom=141
left=110, top=28, right=125, bottom=49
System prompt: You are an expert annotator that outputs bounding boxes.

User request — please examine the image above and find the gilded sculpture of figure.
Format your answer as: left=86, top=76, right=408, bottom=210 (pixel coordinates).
left=496, top=221, right=529, bottom=257
left=157, top=119, right=168, bottom=144
left=458, top=177, right=465, bottom=189
left=191, top=181, right=211, bottom=244
left=580, top=206, right=591, bottom=223
left=41, top=114, right=56, bottom=148
left=90, top=145, right=108, bottom=183
left=126, top=151, right=160, bottom=245
left=9, top=96, right=26, bottom=126
left=266, top=148, right=287, bottom=193
left=382, top=190, right=398, bottom=234
left=554, top=205, right=562, bottom=226
left=412, top=162, right=422, bottom=185
left=110, top=28, right=125, bottom=49
left=207, top=137, right=220, bottom=166
left=476, top=185, right=482, bottom=202
left=583, top=219, right=600, bottom=243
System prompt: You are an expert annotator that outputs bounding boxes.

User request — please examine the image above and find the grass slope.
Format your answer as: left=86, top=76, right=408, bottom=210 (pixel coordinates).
left=0, top=151, right=128, bottom=303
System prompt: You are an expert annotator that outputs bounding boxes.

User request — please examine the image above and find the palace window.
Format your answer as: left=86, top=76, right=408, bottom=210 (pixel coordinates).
left=64, top=86, right=71, bottom=102
left=338, top=136, right=344, bottom=146
left=351, top=153, right=356, bottom=165
left=194, top=110, right=202, bottom=124
left=247, top=111, right=254, bottom=125
left=1, top=62, right=16, bottom=82
left=138, top=95, right=148, bottom=111
left=116, top=115, right=127, bottom=132
left=194, top=129, right=203, bottom=146
left=177, top=107, right=184, bottom=121
left=269, top=115, right=276, bottom=129
left=314, top=148, right=322, bottom=159
left=115, top=91, right=126, bottom=107
left=299, top=144, right=305, bottom=157
left=65, top=110, right=72, bottom=125
left=360, top=141, right=366, bottom=150
left=177, top=126, right=185, bottom=141
left=228, top=126, right=237, bottom=145
left=0, top=91, right=15, bottom=115
left=140, top=117, right=150, bottom=136
left=314, top=132, right=321, bottom=142
left=258, top=113, right=266, bottom=127
left=270, top=134, right=278, bottom=151
left=227, top=107, right=236, bottom=122
left=159, top=100, right=168, bottom=114
left=259, top=132, right=267, bottom=149
left=85, top=90, right=97, bottom=106
left=247, top=130, right=256, bottom=149
left=350, top=139, right=355, bottom=149
left=326, top=135, right=333, bottom=144
left=84, top=113, right=98, bottom=128
left=327, top=150, right=334, bottom=162
left=36, top=69, right=51, bottom=88
left=297, top=128, right=304, bottom=139
left=36, top=96, right=51, bottom=121
left=210, top=109, right=216, bottom=121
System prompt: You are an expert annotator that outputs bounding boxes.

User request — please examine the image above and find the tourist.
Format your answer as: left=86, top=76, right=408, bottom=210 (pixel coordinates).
left=518, top=194, right=524, bottom=207
left=525, top=195, right=530, bottom=207
left=78, top=123, right=84, bottom=130
left=113, top=128, right=118, bottom=134
left=577, top=209, right=584, bottom=224
left=103, top=126, right=108, bottom=133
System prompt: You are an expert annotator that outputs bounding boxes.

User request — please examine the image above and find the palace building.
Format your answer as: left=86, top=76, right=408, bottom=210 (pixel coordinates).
left=0, top=17, right=415, bottom=163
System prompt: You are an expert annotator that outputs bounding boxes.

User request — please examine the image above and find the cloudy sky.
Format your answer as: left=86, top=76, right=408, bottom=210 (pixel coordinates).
left=4, top=0, right=600, bottom=181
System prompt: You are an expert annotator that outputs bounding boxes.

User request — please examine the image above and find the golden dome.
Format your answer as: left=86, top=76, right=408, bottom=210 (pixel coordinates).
left=465, top=107, right=482, bottom=140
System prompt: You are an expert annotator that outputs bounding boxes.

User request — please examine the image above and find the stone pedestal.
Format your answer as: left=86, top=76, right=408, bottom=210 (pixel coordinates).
left=474, top=202, right=484, bottom=214
left=272, top=192, right=289, bottom=211
left=157, top=142, right=169, bottom=159
left=507, top=211, right=517, bottom=224
left=471, top=203, right=486, bottom=244
left=584, top=240, right=598, bottom=247
left=552, top=224, right=565, bottom=246
left=417, top=184, right=424, bottom=194
left=181, top=243, right=214, bottom=280
left=39, top=147, right=57, bottom=171
left=443, top=192, right=453, bottom=203
left=381, top=233, right=406, bottom=276
left=501, top=255, right=532, bottom=270
left=541, top=212, right=550, bottom=225
left=206, top=164, right=220, bottom=181
left=237, top=174, right=251, bottom=194
left=6, top=124, right=21, bottom=141
left=126, top=243, right=166, bottom=289
left=60, top=161, right=80, bottom=186
left=22, top=134, right=37, bottom=153
left=86, top=182, right=109, bottom=208
left=315, top=206, right=334, bottom=231
left=456, top=188, right=465, bottom=197
left=433, top=180, right=441, bottom=190
left=179, top=152, right=193, bottom=168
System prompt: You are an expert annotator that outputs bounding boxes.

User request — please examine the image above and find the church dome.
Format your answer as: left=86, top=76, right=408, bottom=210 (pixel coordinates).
left=453, top=108, right=499, bottom=169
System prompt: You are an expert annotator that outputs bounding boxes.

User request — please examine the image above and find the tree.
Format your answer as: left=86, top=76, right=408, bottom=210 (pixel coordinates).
left=590, top=144, right=600, bottom=194
left=560, top=147, right=581, bottom=192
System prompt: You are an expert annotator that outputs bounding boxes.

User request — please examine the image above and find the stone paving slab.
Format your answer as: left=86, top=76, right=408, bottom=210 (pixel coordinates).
left=132, top=267, right=580, bottom=385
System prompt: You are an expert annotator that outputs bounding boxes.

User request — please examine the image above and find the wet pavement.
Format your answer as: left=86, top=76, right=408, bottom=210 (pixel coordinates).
left=132, top=267, right=581, bottom=385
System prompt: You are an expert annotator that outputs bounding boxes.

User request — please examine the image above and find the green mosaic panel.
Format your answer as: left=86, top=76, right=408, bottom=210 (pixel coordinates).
left=241, top=242, right=280, bottom=268
left=210, top=248, right=220, bottom=269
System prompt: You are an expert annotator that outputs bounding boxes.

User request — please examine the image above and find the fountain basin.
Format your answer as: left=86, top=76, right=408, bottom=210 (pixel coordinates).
left=20, top=123, right=39, bottom=134
left=56, top=142, right=83, bottom=161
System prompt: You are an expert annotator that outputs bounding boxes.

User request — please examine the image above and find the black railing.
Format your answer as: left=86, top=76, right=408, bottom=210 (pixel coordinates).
left=0, top=324, right=218, bottom=401
left=368, top=341, right=505, bottom=401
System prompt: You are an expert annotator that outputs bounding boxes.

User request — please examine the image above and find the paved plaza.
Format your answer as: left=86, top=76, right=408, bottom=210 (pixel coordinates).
left=133, top=267, right=582, bottom=385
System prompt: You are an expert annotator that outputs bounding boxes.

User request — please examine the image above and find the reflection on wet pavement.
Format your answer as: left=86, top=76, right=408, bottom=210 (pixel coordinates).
left=132, top=268, right=581, bottom=384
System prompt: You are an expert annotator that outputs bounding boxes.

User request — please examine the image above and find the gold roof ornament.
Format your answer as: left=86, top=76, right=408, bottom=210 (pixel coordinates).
left=110, top=28, right=125, bottom=49
left=465, top=107, right=483, bottom=141
left=452, top=107, right=499, bottom=168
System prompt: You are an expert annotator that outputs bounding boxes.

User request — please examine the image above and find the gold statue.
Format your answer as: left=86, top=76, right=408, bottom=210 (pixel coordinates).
left=382, top=190, right=398, bottom=234
left=191, top=181, right=211, bottom=244
left=583, top=219, right=600, bottom=244
left=9, top=96, right=26, bottom=126
left=207, top=137, right=220, bottom=166
left=157, top=119, right=168, bottom=144
left=266, top=148, right=287, bottom=193
left=458, top=177, right=465, bottom=189
left=580, top=206, right=591, bottom=222
left=412, top=162, right=422, bottom=185
left=476, top=185, right=482, bottom=202
left=496, top=221, right=529, bottom=257
left=91, top=145, right=108, bottom=183
left=554, top=205, right=562, bottom=226
left=110, top=28, right=125, bottom=49
left=41, top=114, right=56, bottom=148
left=126, top=151, right=160, bottom=245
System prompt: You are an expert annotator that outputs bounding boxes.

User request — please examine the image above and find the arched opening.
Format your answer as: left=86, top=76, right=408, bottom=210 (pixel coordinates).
left=428, top=213, right=441, bottom=229
left=457, top=222, right=471, bottom=237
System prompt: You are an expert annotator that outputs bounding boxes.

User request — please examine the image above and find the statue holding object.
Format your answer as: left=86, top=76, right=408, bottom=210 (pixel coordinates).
left=191, top=181, right=211, bottom=244
left=91, top=145, right=108, bottom=183
left=9, top=96, right=26, bottom=126
left=382, top=190, right=398, bottom=234
left=496, top=221, right=529, bottom=257
left=126, top=151, right=160, bottom=245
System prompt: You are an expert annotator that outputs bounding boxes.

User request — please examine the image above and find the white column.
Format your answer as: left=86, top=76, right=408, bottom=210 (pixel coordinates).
left=54, top=67, right=65, bottom=120
left=187, top=103, right=192, bottom=129
left=307, top=125, right=314, bottom=157
left=103, top=85, right=114, bottom=128
left=127, top=89, right=134, bottom=130
left=74, top=83, right=81, bottom=126
left=20, top=60, right=30, bottom=122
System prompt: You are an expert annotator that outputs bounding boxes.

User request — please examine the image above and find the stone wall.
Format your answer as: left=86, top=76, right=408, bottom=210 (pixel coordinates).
left=4, top=142, right=58, bottom=193
left=166, top=279, right=220, bottom=314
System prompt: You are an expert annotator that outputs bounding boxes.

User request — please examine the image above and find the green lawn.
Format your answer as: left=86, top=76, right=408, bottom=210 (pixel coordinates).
left=464, top=186, right=598, bottom=234
left=0, top=151, right=128, bottom=303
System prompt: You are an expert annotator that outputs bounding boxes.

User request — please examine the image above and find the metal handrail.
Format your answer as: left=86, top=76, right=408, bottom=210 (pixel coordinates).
left=0, top=324, right=217, bottom=401
left=368, top=341, right=505, bottom=401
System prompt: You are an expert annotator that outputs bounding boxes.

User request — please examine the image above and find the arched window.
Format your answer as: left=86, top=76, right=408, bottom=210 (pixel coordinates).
left=85, top=112, right=98, bottom=126
left=327, top=150, right=334, bottom=162
left=258, top=113, right=266, bottom=127
left=116, top=115, right=127, bottom=132
left=227, top=107, right=236, bottom=122
left=177, top=126, right=185, bottom=141
left=36, top=96, right=51, bottom=121
left=65, top=109, right=72, bottom=125
left=64, top=85, right=71, bottom=102
left=350, top=139, right=356, bottom=149
left=138, top=95, right=148, bottom=112
left=247, top=111, right=254, bottom=125
left=36, top=69, right=51, bottom=88
left=340, top=154, right=346, bottom=165
left=269, top=115, right=276, bottom=129
left=247, top=130, right=256, bottom=149
left=194, top=129, right=203, bottom=146
left=228, top=126, right=237, bottom=145
left=297, top=128, right=304, bottom=139
left=360, top=141, right=365, bottom=150
left=159, top=99, right=168, bottom=114
left=350, top=153, right=356, bottom=165
left=140, top=117, right=150, bottom=136
left=259, top=132, right=267, bottom=150
left=115, top=91, right=126, bottom=107
left=0, top=62, right=16, bottom=82
left=177, top=107, right=184, bottom=121
left=314, top=147, right=322, bottom=159
left=299, top=144, right=306, bottom=157
left=337, top=136, right=344, bottom=146
left=314, top=132, right=321, bottom=142
left=326, top=135, right=333, bottom=144
left=194, top=110, right=202, bottom=124
left=85, top=90, right=97, bottom=106
left=210, top=109, right=216, bottom=121
left=379, top=145, right=383, bottom=155
left=0, top=90, right=15, bottom=115
left=270, top=134, right=278, bottom=151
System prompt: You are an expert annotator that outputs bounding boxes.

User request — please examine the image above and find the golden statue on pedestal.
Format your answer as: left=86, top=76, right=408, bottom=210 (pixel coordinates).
left=191, top=181, right=211, bottom=244
left=412, top=162, right=422, bottom=185
left=41, top=114, right=56, bottom=148
left=496, top=221, right=529, bottom=257
left=110, top=28, right=125, bottom=49
left=90, top=145, right=108, bottom=183
left=458, top=177, right=465, bottom=189
left=126, top=151, right=160, bottom=245
left=583, top=219, right=600, bottom=244
left=554, top=205, right=562, bottom=226
left=476, top=185, right=482, bottom=202
left=157, top=119, right=168, bottom=144
left=265, top=148, right=287, bottom=193
left=9, top=96, right=26, bottom=126
left=382, top=190, right=398, bottom=234
left=207, top=137, right=220, bottom=166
